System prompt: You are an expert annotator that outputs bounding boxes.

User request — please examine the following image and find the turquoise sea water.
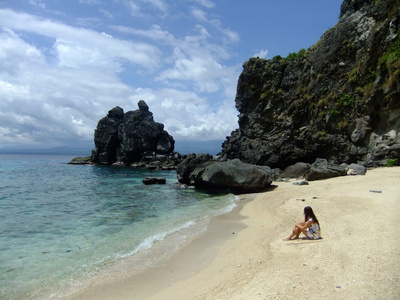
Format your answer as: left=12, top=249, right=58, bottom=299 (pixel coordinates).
left=0, top=154, right=237, bottom=299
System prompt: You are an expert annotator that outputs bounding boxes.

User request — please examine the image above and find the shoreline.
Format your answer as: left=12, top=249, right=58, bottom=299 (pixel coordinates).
left=66, top=194, right=254, bottom=300
left=70, top=167, right=400, bottom=299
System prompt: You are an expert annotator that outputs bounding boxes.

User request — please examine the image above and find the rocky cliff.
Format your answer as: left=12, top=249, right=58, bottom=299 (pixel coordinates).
left=221, top=0, right=400, bottom=168
left=90, top=101, right=175, bottom=165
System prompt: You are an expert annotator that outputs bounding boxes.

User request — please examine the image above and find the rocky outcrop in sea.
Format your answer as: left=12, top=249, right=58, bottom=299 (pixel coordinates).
left=90, top=101, right=178, bottom=167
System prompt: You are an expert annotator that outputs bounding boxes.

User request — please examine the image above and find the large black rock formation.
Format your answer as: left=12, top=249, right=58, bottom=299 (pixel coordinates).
left=221, top=0, right=400, bottom=168
left=90, top=101, right=175, bottom=165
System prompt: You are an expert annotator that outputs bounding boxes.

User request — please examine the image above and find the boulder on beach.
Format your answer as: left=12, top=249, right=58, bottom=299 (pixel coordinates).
left=305, top=158, right=347, bottom=181
left=184, top=158, right=275, bottom=193
left=176, top=153, right=215, bottom=185
left=345, top=163, right=367, bottom=175
left=280, top=162, right=311, bottom=179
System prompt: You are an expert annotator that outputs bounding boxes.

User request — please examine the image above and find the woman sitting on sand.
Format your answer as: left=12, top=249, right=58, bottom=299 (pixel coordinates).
left=283, top=206, right=321, bottom=241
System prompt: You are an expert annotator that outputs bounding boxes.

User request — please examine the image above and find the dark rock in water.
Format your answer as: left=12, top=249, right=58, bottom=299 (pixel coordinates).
left=188, top=159, right=275, bottom=193
left=68, top=156, right=91, bottom=164
left=143, top=177, right=166, bottom=185
left=305, top=159, right=347, bottom=181
left=220, top=0, right=400, bottom=168
left=90, top=101, right=175, bottom=166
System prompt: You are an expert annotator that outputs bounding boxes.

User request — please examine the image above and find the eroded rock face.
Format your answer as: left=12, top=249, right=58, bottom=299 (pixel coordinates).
left=91, top=106, right=124, bottom=165
left=221, top=0, right=400, bottom=168
left=90, top=101, right=175, bottom=165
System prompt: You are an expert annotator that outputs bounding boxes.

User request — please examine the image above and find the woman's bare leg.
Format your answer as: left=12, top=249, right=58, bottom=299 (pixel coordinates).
left=283, top=225, right=301, bottom=241
left=293, top=221, right=306, bottom=239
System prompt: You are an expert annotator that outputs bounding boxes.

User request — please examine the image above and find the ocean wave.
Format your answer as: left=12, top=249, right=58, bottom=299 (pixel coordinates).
left=116, top=219, right=196, bottom=259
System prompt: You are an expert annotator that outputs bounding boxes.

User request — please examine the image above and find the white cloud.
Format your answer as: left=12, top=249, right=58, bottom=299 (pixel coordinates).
left=0, top=9, right=161, bottom=69
left=127, top=1, right=140, bottom=16
left=191, top=8, right=208, bottom=22
left=189, top=0, right=215, bottom=9
left=143, top=0, right=169, bottom=12
left=28, top=0, right=46, bottom=8
left=53, top=38, right=121, bottom=70
left=112, top=24, right=175, bottom=44
left=129, top=88, right=237, bottom=141
left=0, top=28, right=137, bottom=146
left=157, top=56, right=221, bottom=93
left=189, top=7, right=239, bottom=45
left=113, top=23, right=239, bottom=97
left=0, top=29, right=45, bottom=75
left=79, top=0, right=103, bottom=4
left=252, top=49, right=269, bottom=59
left=0, top=6, right=240, bottom=148
left=99, top=9, right=114, bottom=19
left=222, top=28, right=240, bottom=44
left=122, top=0, right=169, bottom=18
left=0, top=27, right=238, bottom=147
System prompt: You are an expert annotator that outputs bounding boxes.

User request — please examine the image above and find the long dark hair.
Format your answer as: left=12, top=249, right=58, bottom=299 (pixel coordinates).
left=304, top=206, right=319, bottom=226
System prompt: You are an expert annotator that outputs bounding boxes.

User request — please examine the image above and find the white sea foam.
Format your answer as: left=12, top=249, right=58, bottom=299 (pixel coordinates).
left=117, top=219, right=196, bottom=259
left=213, top=195, right=239, bottom=215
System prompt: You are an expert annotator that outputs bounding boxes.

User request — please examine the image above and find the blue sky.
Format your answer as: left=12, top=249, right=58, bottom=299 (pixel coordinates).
left=0, top=0, right=343, bottom=150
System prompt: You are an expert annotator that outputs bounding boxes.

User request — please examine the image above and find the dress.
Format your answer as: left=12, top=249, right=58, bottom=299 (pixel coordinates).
left=306, top=218, right=321, bottom=239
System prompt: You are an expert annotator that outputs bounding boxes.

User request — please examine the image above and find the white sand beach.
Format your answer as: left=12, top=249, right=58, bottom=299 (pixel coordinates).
left=71, top=167, right=400, bottom=300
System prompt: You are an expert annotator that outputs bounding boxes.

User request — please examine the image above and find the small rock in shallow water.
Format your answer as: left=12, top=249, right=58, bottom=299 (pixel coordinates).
left=143, top=177, right=166, bottom=185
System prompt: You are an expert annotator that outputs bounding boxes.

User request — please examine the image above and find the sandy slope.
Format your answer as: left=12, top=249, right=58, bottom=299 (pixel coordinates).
left=148, top=167, right=400, bottom=300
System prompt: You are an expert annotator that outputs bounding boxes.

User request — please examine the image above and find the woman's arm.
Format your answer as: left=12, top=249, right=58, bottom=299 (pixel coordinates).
left=295, top=219, right=313, bottom=231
